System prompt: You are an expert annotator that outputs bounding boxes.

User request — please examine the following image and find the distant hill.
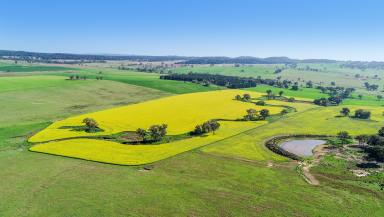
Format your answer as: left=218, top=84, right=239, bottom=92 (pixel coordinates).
left=179, top=56, right=339, bottom=64
left=0, top=49, right=382, bottom=67
left=0, top=50, right=190, bottom=62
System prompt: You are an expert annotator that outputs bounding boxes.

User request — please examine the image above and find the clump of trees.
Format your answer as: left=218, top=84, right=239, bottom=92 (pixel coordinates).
left=161, top=72, right=305, bottom=90
left=161, top=73, right=259, bottom=88
left=359, top=128, right=384, bottom=162
left=314, top=86, right=355, bottom=106
left=243, top=109, right=270, bottom=121
left=235, top=93, right=252, bottom=101
left=69, top=75, right=87, bottom=80
left=339, top=108, right=371, bottom=119
left=313, top=97, right=342, bottom=106
left=82, top=118, right=101, bottom=133
left=136, top=124, right=168, bottom=142
left=364, top=82, right=379, bottom=91
left=191, top=120, right=220, bottom=135
left=329, top=131, right=353, bottom=147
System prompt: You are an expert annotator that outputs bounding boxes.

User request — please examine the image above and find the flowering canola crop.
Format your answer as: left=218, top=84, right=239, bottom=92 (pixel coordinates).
left=30, top=121, right=266, bottom=165
left=29, top=90, right=281, bottom=142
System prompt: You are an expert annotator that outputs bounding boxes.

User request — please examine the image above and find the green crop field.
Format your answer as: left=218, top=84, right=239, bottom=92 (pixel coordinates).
left=0, top=63, right=383, bottom=217
left=54, top=68, right=223, bottom=94
left=246, top=85, right=329, bottom=100
left=172, top=65, right=278, bottom=78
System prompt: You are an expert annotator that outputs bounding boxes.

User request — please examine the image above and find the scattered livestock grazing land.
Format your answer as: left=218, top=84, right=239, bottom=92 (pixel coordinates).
left=0, top=61, right=383, bottom=217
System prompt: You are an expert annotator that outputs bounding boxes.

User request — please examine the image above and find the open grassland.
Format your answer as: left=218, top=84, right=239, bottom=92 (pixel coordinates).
left=0, top=75, right=169, bottom=128
left=0, top=75, right=86, bottom=92
left=202, top=105, right=384, bottom=161
left=342, top=93, right=384, bottom=106
left=30, top=121, right=265, bottom=165
left=1, top=144, right=383, bottom=217
left=29, top=90, right=282, bottom=142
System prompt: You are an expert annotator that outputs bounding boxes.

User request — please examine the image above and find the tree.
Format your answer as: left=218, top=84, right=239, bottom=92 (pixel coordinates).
left=340, top=107, right=350, bottom=116
left=259, top=109, right=270, bottom=120
left=306, top=81, right=313, bottom=88
left=244, top=109, right=258, bottom=121
left=377, top=95, right=383, bottom=101
left=148, top=124, right=168, bottom=141
left=202, top=121, right=213, bottom=133
left=331, top=81, right=336, bottom=86
left=366, top=134, right=384, bottom=162
left=136, top=128, right=147, bottom=141
left=278, top=90, right=284, bottom=97
left=243, top=93, right=251, bottom=101
left=378, top=127, right=384, bottom=137
left=209, top=120, right=220, bottom=134
left=291, top=84, right=299, bottom=91
left=337, top=131, right=351, bottom=144
left=82, top=118, right=99, bottom=133
left=192, top=125, right=203, bottom=135
left=266, top=90, right=273, bottom=99
left=235, top=95, right=242, bottom=101
left=355, top=134, right=368, bottom=145
left=358, top=94, right=363, bottom=100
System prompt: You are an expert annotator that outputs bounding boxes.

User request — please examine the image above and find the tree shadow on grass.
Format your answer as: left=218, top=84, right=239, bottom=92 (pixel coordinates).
left=58, top=125, right=104, bottom=133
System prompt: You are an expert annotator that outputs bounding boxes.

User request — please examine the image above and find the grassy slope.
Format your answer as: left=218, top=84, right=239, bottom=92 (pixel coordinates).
left=246, top=85, right=328, bottom=100
left=60, top=68, right=223, bottom=94
left=0, top=75, right=170, bottom=128
left=0, top=143, right=382, bottom=216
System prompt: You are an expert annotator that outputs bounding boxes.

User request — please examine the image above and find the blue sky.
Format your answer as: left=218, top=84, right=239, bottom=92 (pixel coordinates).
left=1, top=0, right=383, bottom=60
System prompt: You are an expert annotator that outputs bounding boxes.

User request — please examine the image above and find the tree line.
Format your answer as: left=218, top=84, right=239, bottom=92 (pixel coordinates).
left=160, top=73, right=303, bottom=89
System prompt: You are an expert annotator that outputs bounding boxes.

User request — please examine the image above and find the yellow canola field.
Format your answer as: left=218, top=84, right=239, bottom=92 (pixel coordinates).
left=29, top=90, right=281, bottom=142
left=30, top=121, right=266, bottom=165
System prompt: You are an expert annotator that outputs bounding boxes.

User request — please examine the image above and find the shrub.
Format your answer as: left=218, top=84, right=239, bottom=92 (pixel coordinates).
left=337, top=131, right=352, bottom=144
left=255, top=100, right=266, bottom=106
left=82, top=118, right=100, bottom=133
left=280, top=109, right=289, bottom=115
